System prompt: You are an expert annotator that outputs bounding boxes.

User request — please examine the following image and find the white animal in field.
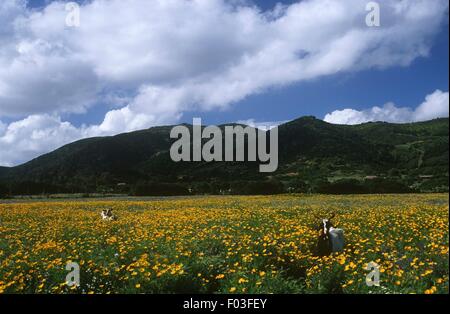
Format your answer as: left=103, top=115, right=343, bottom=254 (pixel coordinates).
left=100, top=210, right=109, bottom=220
left=328, top=225, right=345, bottom=252
left=101, top=209, right=117, bottom=221
left=316, top=213, right=345, bottom=256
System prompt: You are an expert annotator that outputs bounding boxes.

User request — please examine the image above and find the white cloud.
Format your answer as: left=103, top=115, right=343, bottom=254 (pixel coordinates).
left=324, top=90, right=449, bottom=125
left=1, top=0, right=448, bottom=118
left=0, top=0, right=448, bottom=166
left=413, top=89, right=450, bottom=121
left=0, top=114, right=82, bottom=166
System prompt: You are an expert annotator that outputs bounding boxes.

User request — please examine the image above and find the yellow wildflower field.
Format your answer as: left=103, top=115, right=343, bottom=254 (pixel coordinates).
left=0, top=194, right=448, bottom=294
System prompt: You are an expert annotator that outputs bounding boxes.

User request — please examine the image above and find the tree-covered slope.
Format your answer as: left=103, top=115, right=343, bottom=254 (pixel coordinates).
left=0, top=117, right=448, bottom=195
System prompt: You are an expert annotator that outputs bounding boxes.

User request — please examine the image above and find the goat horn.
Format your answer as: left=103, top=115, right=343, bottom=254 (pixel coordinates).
left=328, top=213, right=336, bottom=220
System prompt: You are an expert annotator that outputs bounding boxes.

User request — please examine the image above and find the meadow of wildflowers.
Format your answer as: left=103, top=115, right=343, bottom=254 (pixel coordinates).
left=0, top=194, right=448, bottom=294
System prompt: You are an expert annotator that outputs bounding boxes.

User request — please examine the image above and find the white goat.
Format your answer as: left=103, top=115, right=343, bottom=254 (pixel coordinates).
left=101, top=209, right=117, bottom=221
left=316, top=213, right=344, bottom=256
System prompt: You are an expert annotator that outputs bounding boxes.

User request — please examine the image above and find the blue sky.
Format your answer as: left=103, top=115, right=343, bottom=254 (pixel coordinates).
left=0, top=0, right=449, bottom=166
left=25, top=0, right=449, bottom=127
left=66, top=26, right=449, bottom=128
left=194, top=27, right=449, bottom=126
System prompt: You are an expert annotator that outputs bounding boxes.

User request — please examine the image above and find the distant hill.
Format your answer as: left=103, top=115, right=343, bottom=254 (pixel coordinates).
left=0, top=117, right=448, bottom=196
left=0, top=167, right=8, bottom=177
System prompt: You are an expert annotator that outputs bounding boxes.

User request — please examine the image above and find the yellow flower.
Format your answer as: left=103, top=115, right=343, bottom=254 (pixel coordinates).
left=421, top=270, right=433, bottom=277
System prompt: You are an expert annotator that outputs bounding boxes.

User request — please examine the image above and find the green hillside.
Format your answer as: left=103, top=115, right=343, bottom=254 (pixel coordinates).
left=0, top=117, right=448, bottom=196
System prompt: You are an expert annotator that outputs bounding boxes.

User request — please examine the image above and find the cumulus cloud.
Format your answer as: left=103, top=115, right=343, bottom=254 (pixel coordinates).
left=0, top=114, right=82, bottom=166
left=0, top=0, right=449, bottom=165
left=413, top=89, right=450, bottom=121
left=324, top=90, right=449, bottom=125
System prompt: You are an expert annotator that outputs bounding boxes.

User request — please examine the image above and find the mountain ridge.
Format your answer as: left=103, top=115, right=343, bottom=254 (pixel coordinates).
left=0, top=116, right=448, bottom=195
